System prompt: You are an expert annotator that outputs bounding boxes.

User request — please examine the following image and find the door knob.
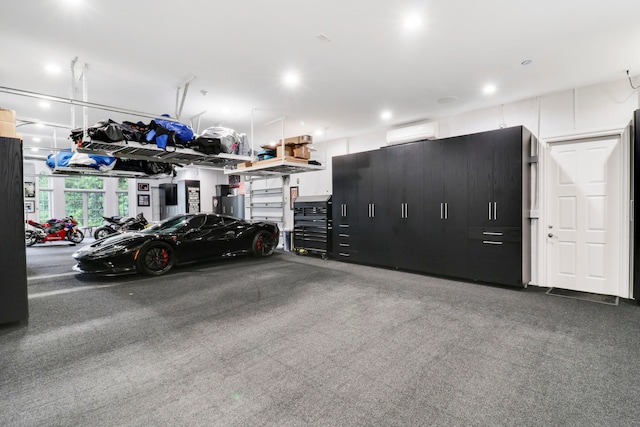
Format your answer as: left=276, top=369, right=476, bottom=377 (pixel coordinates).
left=548, top=233, right=553, bottom=237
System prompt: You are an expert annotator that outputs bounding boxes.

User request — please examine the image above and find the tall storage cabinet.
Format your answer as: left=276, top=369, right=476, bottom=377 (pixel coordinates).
left=332, top=126, right=533, bottom=288
left=0, top=137, right=28, bottom=324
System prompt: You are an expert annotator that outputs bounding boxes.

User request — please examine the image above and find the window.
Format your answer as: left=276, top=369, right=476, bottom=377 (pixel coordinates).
left=38, top=172, right=52, bottom=222
left=65, top=176, right=104, bottom=190
left=117, top=178, right=129, bottom=216
left=65, top=176, right=105, bottom=227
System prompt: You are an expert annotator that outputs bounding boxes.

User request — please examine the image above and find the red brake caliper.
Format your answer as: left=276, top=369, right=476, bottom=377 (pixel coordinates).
left=160, top=249, right=169, bottom=266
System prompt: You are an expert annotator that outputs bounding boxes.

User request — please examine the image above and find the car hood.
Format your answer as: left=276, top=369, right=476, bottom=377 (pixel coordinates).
left=73, top=232, right=150, bottom=257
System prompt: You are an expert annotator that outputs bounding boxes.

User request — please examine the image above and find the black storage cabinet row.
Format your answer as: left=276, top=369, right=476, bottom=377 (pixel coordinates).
left=332, top=126, right=533, bottom=287
left=293, top=195, right=332, bottom=257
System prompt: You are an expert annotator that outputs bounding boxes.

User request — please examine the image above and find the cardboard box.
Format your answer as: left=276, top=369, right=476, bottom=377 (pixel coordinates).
left=236, top=161, right=253, bottom=169
left=0, top=121, right=16, bottom=138
left=277, top=145, right=294, bottom=157
left=278, top=134, right=312, bottom=146
left=254, top=156, right=308, bottom=166
left=0, top=109, right=16, bottom=123
left=293, top=145, right=311, bottom=159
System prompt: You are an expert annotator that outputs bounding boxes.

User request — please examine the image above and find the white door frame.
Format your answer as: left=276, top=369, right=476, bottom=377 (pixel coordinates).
left=539, top=126, right=631, bottom=298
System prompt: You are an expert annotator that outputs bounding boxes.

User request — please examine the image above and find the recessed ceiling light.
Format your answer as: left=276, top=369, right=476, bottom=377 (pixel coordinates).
left=314, top=129, right=323, bottom=136
left=283, top=72, right=300, bottom=88
left=483, top=84, right=497, bottom=95
left=521, top=59, right=533, bottom=66
left=403, top=13, right=422, bottom=30
left=38, top=101, right=51, bottom=109
left=45, top=64, right=61, bottom=74
left=381, top=110, right=392, bottom=121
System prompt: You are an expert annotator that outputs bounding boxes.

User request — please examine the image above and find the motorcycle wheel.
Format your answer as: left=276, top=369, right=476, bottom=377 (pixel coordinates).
left=94, top=227, right=115, bottom=240
left=25, top=231, right=38, bottom=247
left=67, top=230, right=84, bottom=243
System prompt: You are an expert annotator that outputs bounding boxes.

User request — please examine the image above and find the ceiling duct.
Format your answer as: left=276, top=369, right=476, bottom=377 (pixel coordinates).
left=386, top=121, right=439, bottom=145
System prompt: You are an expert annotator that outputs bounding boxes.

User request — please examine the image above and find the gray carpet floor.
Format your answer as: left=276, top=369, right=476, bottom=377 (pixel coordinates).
left=2, top=247, right=640, bottom=426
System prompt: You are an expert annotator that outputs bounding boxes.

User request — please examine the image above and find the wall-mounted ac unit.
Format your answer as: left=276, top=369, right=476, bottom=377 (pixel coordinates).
left=386, top=121, right=439, bottom=145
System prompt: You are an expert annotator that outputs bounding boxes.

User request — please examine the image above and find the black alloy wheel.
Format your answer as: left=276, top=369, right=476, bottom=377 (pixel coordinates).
left=67, top=230, right=84, bottom=243
left=25, top=231, right=37, bottom=247
left=136, top=242, right=175, bottom=276
left=251, top=230, right=277, bottom=257
left=94, top=227, right=115, bottom=240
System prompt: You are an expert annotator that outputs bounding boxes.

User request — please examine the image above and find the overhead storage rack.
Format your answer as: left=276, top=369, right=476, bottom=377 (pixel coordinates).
left=225, top=158, right=324, bottom=176
left=76, top=139, right=251, bottom=168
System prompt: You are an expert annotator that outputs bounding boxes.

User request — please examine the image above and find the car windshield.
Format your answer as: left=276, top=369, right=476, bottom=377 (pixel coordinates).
left=141, top=215, right=194, bottom=234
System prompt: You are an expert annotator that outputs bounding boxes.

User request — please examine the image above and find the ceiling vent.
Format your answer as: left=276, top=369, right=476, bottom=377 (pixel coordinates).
left=386, top=121, right=439, bottom=145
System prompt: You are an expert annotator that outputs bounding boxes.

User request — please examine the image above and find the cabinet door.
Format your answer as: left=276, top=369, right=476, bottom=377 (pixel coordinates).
left=402, top=142, right=425, bottom=270
left=467, top=132, right=494, bottom=226
left=467, top=240, right=522, bottom=286
left=422, top=140, right=445, bottom=273
left=440, top=137, right=469, bottom=278
left=385, top=145, right=407, bottom=268
left=491, top=127, right=523, bottom=227
left=354, top=150, right=388, bottom=265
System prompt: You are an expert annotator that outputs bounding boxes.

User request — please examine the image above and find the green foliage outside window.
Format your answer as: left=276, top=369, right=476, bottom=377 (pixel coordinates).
left=38, top=172, right=50, bottom=189
left=117, top=178, right=128, bottom=191
left=38, top=190, right=51, bottom=223
left=65, top=176, right=104, bottom=190
left=118, top=193, right=129, bottom=216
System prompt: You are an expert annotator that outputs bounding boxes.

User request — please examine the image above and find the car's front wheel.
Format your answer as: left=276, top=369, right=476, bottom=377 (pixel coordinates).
left=136, top=242, right=175, bottom=276
left=251, top=230, right=277, bottom=257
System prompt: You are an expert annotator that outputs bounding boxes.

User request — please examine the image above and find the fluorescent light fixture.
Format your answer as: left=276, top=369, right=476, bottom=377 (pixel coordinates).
left=315, top=129, right=323, bottom=136
left=381, top=110, right=392, bottom=120
left=38, top=101, right=51, bottom=109
left=483, top=84, right=497, bottom=95
left=283, top=71, right=300, bottom=88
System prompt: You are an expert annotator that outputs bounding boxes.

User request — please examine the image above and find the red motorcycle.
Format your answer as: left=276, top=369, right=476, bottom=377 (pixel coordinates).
left=25, top=216, right=84, bottom=246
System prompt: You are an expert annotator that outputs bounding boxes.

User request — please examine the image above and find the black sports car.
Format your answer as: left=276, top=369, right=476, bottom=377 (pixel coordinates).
left=72, top=213, right=279, bottom=276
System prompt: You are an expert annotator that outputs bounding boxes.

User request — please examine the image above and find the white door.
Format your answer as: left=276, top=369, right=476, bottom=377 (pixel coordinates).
left=545, top=135, right=621, bottom=296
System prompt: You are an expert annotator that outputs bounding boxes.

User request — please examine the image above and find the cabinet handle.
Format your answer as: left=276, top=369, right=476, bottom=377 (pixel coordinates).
left=339, top=252, right=350, bottom=257
left=339, top=233, right=349, bottom=237
left=444, top=202, right=448, bottom=220
left=441, top=202, right=444, bottom=220
left=401, top=203, right=404, bottom=218
left=372, top=203, right=375, bottom=218
left=488, top=202, right=492, bottom=220
left=405, top=203, right=408, bottom=218
left=339, top=243, right=350, bottom=247
left=482, top=240, right=503, bottom=245
left=339, top=224, right=349, bottom=228
left=494, top=202, right=497, bottom=221
left=482, top=231, right=503, bottom=236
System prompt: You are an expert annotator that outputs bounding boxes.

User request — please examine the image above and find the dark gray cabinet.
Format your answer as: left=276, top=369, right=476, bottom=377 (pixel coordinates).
left=331, top=126, right=533, bottom=288
left=332, top=154, right=358, bottom=260
left=466, top=127, right=532, bottom=286
left=0, top=137, right=28, bottom=324
left=423, top=136, right=469, bottom=278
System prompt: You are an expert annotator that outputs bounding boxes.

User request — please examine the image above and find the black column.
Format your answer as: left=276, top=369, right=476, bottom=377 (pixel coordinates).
left=0, top=137, right=28, bottom=324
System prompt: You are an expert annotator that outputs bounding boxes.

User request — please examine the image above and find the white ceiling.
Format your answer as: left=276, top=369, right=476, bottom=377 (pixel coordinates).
left=3, top=0, right=640, bottom=151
